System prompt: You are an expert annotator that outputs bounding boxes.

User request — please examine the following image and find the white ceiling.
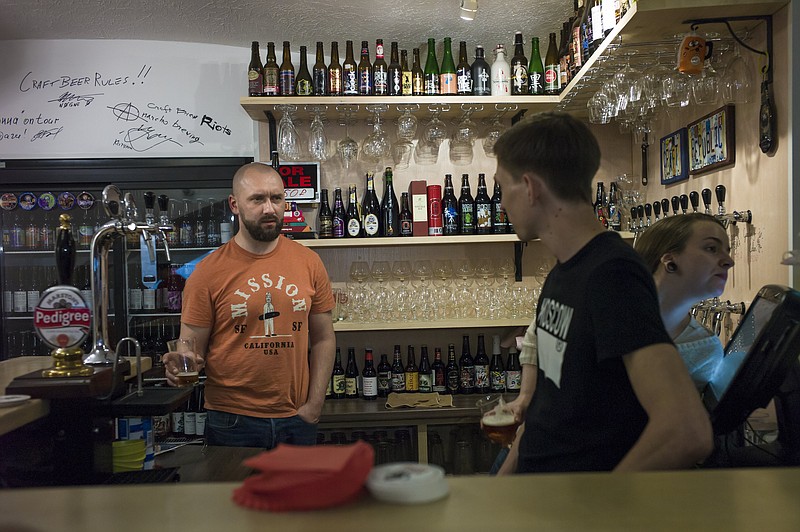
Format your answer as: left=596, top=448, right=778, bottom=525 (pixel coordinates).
left=0, top=0, right=574, bottom=53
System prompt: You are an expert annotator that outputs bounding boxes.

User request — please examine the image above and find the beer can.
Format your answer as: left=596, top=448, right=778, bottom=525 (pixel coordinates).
left=427, top=185, right=443, bottom=236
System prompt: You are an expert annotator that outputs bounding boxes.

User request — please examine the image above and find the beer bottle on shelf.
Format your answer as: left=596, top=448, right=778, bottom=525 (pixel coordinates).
left=373, top=39, right=388, bottom=96
left=491, top=181, right=508, bottom=234
left=357, top=40, right=373, bottom=95
left=390, top=345, right=406, bottom=393
left=171, top=401, right=185, bottom=437
left=13, top=267, right=27, bottom=315
left=184, top=388, right=197, bottom=437
left=326, top=372, right=333, bottom=399
left=207, top=198, right=222, bottom=247
left=343, top=40, right=358, bottom=95
left=318, top=188, right=333, bottom=238
left=442, top=173, right=459, bottom=236
left=411, top=48, right=424, bottom=96
left=490, top=335, right=506, bottom=392
left=571, top=0, right=588, bottom=78
left=607, top=182, right=621, bottom=231
left=380, top=167, right=399, bottom=237
left=445, top=343, right=460, bottom=395
left=511, top=32, right=529, bottom=95
left=25, top=217, right=40, bottom=251
left=418, top=345, right=433, bottom=393
left=361, top=172, right=381, bottom=238
left=196, top=385, right=207, bottom=436
left=601, top=0, right=616, bottom=37
left=591, top=0, right=604, bottom=53
left=220, top=198, right=233, bottom=244
left=458, top=173, right=476, bottom=235
left=263, top=42, right=280, bottom=96
left=471, top=46, right=491, bottom=96
left=528, top=37, right=545, bottom=95
left=387, top=41, right=402, bottom=96
left=405, top=345, right=419, bottom=393
left=423, top=38, right=440, bottom=95
left=179, top=199, right=193, bottom=247
left=544, top=32, right=560, bottom=95
left=25, top=266, right=41, bottom=313
left=346, top=185, right=363, bottom=238
left=456, top=40, right=472, bottom=95
left=474, top=173, right=492, bottom=235
left=248, top=41, right=264, bottom=96
left=399, top=192, right=413, bottom=237
left=458, top=335, right=475, bottom=394
left=474, top=334, right=490, bottom=394
left=194, top=199, right=207, bottom=247
left=431, top=347, right=446, bottom=393
left=491, top=44, right=510, bottom=96
left=328, top=41, right=343, bottom=96
left=400, top=48, right=412, bottom=96
left=312, top=41, right=328, bottom=96
left=559, top=22, right=571, bottom=88
left=166, top=264, right=183, bottom=312
left=332, top=347, right=345, bottom=399
left=594, top=182, right=608, bottom=228
left=2, top=267, right=14, bottom=314
left=377, top=353, right=392, bottom=397
left=295, top=45, right=313, bottom=96
left=332, top=187, right=346, bottom=239
left=505, top=345, right=522, bottom=393
left=128, top=262, right=143, bottom=311
left=9, top=218, right=23, bottom=250
left=278, top=40, right=295, bottom=96
left=78, top=207, right=94, bottom=249
left=79, top=265, right=92, bottom=312
left=439, top=37, right=457, bottom=95
left=362, top=349, right=378, bottom=400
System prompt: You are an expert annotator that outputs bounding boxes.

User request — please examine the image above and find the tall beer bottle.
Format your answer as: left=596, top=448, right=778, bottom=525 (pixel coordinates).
left=571, top=0, right=587, bottom=78
left=473, top=334, right=490, bottom=394
left=445, top=343, right=460, bottom=395
left=440, top=37, right=457, bottom=95
left=248, top=41, right=264, bottom=96
left=328, top=41, right=343, bottom=95
left=390, top=345, right=406, bottom=393
left=380, top=167, right=399, bottom=237
left=377, top=353, right=392, bottom=397
left=405, top=345, right=419, bottom=393
left=474, top=173, right=492, bottom=235
left=399, top=192, right=413, bottom=237
left=400, top=49, right=413, bottom=95
left=442, top=173, right=459, bottom=236
left=346, top=185, right=363, bottom=238
left=312, top=41, right=328, bottom=95
left=295, top=45, right=313, bottom=95
left=345, top=347, right=359, bottom=398
left=491, top=181, right=508, bottom=234
left=431, top=347, right=447, bottom=393
left=278, top=41, right=295, bottom=96
left=418, top=345, right=433, bottom=393
left=491, top=44, right=510, bottom=96
left=472, top=46, right=491, bottom=96
left=263, top=42, right=280, bottom=95
left=489, top=335, right=506, bottom=392
left=361, top=172, right=381, bottom=237
left=510, top=32, right=529, bottom=95
left=456, top=40, right=472, bottom=95
left=411, top=48, right=425, bottom=96
left=558, top=22, right=571, bottom=88
left=332, top=347, right=345, bottom=399
left=505, top=345, right=522, bottom=393
left=343, top=40, right=358, bottom=95
left=458, top=173, right=476, bottom=235
left=387, top=41, right=402, bottom=96
left=373, top=39, right=388, bottom=96
left=591, top=0, right=604, bottom=53
left=318, top=188, right=333, bottom=238
left=362, top=349, right=378, bottom=400
left=458, top=335, right=475, bottom=394
left=332, top=187, right=346, bottom=238
left=528, top=37, right=545, bottom=95
left=357, top=40, right=373, bottom=95
left=544, top=32, right=560, bottom=95
left=423, top=38, right=440, bottom=95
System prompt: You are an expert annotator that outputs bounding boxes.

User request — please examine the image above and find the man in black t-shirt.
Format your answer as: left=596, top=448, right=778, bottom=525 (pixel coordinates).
left=493, top=112, right=713, bottom=473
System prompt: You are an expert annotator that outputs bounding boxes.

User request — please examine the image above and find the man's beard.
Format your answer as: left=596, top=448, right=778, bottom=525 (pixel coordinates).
left=241, top=215, right=283, bottom=242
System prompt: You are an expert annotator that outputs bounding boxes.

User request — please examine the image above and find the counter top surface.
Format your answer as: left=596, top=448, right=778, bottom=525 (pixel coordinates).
left=320, top=394, right=482, bottom=424
left=1, top=467, right=799, bottom=531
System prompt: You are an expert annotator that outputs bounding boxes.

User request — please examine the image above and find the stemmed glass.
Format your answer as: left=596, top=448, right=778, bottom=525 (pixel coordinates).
left=662, top=69, right=692, bottom=108
left=411, top=260, right=434, bottom=321
left=276, top=104, right=302, bottom=161
left=692, top=58, right=720, bottom=106
left=361, top=105, right=391, bottom=164
left=336, top=105, right=359, bottom=169
left=433, top=259, right=455, bottom=319
left=473, top=258, right=496, bottom=319
left=449, top=105, right=481, bottom=166
left=392, top=104, right=418, bottom=169
left=453, top=260, right=475, bottom=319
left=482, top=111, right=507, bottom=157
left=613, top=52, right=641, bottom=113
left=305, top=105, right=331, bottom=162
left=391, top=260, right=412, bottom=321
left=721, top=44, right=753, bottom=104
left=347, top=260, right=370, bottom=322
left=495, top=258, right=516, bottom=319
left=370, top=260, right=392, bottom=321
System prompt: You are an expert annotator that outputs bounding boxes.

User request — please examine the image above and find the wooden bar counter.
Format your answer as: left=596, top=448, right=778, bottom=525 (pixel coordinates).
left=1, top=467, right=799, bottom=531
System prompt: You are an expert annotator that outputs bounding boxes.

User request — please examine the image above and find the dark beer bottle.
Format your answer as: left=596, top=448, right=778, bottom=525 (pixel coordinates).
left=346, top=185, right=363, bottom=238
left=373, top=39, right=388, bottom=96
left=248, top=41, right=264, bottom=96
left=544, top=32, right=560, bottom=95
left=471, top=46, right=491, bottom=96
left=423, top=38, right=440, bottom=95
left=511, top=32, right=529, bottom=95
left=318, top=188, right=333, bottom=238
left=405, top=345, right=419, bottom=393
left=328, top=41, right=343, bottom=95
left=431, top=347, right=447, bottom=393
left=387, top=41, right=402, bottom=96
left=456, top=40, right=472, bottom=95
left=458, top=335, right=475, bottom=394
left=278, top=40, right=295, bottom=96
left=445, top=343, right=460, bottom=395
left=390, top=345, right=406, bottom=393
left=491, top=181, right=509, bottom=234
left=442, top=173, right=459, bottom=236
left=458, top=173, right=476, bottom=235
left=332, top=347, right=345, bottom=399
left=358, top=40, right=373, bottom=95
left=474, top=173, right=492, bottom=235
left=411, top=48, right=425, bottom=96
left=377, top=353, right=392, bottom=397
left=380, top=167, right=400, bottom=237
left=473, top=334, right=490, bottom=394
left=418, top=345, right=433, bottom=393
left=332, top=187, right=346, bottom=238
left=505, top=345, right=522, bottom=393
left=345, top=347, right=359, bottom=398
left=400, top=49, right=413, bottom=96
left=362, top=349, right=378, bottom=400
left=490, top=335, right=506, bottom=392
left=361, top=172, right=381, bottom=238
left=399, top=192, right=413, bottom=237
left=263, top=41, right=280, bottom=96
left=528, top=37, right=545, bottom=95
left=295, top=45, right=313, bottom=96
left=440, top=37, right=457, bottom=95
left=343, top=40, right=358, bottom=95
left=312, top=41, right=328, bottom=95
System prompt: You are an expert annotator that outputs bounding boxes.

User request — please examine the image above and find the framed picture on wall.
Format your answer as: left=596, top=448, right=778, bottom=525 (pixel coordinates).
left=687, top=105, right=736, bottom=175
left=660, top=128, right=689, bottom=185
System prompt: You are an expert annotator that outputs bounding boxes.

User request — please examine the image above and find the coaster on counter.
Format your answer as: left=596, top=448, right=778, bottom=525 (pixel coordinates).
left=0, top=395, right=32, bottom=408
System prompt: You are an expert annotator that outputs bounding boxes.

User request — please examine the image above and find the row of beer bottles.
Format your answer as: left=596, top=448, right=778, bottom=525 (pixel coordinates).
left=128, top=263, right=186, bottom=313
left=168, top=383, right=206, bottom=438
left=126, top=198, right=235, bottom=249
left=2, top=264, right=84, bottom=315
left=127, top=318, right=180, bottom=362
left=327, top=335, right=522, bottom=400
left=1, top=206, right=102, bottom=251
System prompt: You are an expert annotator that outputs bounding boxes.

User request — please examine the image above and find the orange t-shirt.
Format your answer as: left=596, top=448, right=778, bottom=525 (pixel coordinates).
left=182, top=236, right=334, bottom=418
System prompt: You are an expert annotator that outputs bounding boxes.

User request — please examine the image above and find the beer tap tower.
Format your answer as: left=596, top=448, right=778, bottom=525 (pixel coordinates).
left=83, top=185, right=174, bottom=366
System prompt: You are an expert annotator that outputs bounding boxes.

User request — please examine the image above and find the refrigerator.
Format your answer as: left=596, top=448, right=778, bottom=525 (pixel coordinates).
left=0, top=157, right=252, bottom=361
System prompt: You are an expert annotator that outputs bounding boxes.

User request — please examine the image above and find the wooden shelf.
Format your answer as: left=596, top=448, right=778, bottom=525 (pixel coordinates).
left=333, top=318, right=532, bottom=332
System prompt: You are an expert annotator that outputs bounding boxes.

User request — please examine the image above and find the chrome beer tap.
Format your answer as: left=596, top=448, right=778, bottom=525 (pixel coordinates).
left=714, top=184, right=753, bottom=228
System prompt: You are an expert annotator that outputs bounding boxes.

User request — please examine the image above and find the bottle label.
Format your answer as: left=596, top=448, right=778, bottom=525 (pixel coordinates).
left=405, top=372, right=419, bottom=391
left=347, top=218, right=361, bottom=237
left=474, top=365, right=489, bottom=389
left=129, top=288, right=143, bottom=311
left=142, top=288, right=156, bottom=310
left=363, top=213, right=379, bottom=236
left=432, top=369, right=446, bottom=392
left=528, top=71, right=544, bottom=95
left=424, top=74, right=439, bottom=95
left=512, top=65, right=529, bottom=94
left=443, top=205, right=458, bottom=234
left=476, top=204, right=491, bottom=229
left=391, top=372, right=406, bottom=392
left=328, top=70, right=342, bottom=95
left=460, top=204, right=474, bottom=231
left=412, top=74, right=424, bottom=95
left=378, top=370, right=391, bottom=393
left=544, top=65, right=559, bottom=91
left=318, top=217, right=333, bottom=238
left=419, top=373, right=432, bottom=393
left=490, top=370, right=506, bottom=391
left=343, top=68, right=358, bottom=94
left=13, top=291, right=27, bottom=313
left=400, top=219, right=412, bottom=236
left=446, top=370, right=459, bottom=392
left=220, top=222, right=232, bottom=243
left=359, top=70, right=372, bottom=95
left=167, top=289, right=182, bottom=312
left=332, top=374, right=345, bottom=395
left=457, top=69, right=472, bottom=94
left=459, top=366, right=474, bottom=390
left=333, top=215, right=345, bottom=238
left=345, top=377, right=358, bottom=396
left=362, top=376, right=378, bottom=397
left=401, top=71, right=412, bottom=95
left=374, top=71, right=388, bottom=94
left=279, top=71, right=295, bottom=95
left=506, top=370, right=521, bottom=391
left=184, top=412, right=196, bottom=436
left=26, top=290, right=40, bottom=312
left=248, top=69, right=263, bottom=96
left=440, top=73, right=456, bottom=94
left=474, top=67, right=490, bottom=95
left=592, top=5, right=604, bottom=42
left=264, top=69, right=279, bottom=94
left=296, top=78, right=312, bottom=96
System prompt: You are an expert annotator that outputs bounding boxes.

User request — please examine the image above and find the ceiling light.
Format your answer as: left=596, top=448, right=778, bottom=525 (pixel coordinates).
left=460, top=0, right=478, bottom=21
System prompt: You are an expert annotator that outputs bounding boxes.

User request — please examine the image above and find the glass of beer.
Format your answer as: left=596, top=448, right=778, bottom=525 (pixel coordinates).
left=166, top=337, right=199, bottom=387
left=476, top=394, right=519, bottom=448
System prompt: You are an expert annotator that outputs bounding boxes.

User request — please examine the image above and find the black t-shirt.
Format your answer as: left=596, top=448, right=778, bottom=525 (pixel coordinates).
left=518, top=231, right=672, bottom=473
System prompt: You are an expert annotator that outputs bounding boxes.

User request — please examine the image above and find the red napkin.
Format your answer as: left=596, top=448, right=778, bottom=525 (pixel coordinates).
left=232, top=440, right=374, bottom=512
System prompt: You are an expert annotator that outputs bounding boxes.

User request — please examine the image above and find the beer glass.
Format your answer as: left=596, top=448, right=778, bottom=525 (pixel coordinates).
left=166, top=337, right=198, bottom=387
left=476, top=394, right=519, bottom=448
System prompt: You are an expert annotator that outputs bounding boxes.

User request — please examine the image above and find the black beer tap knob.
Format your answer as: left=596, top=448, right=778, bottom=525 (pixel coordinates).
left=661, top=198, right=670, bottom=217
left=652, top=201, right=660, bottom=218
left=157, top=194, right=169, bottom=215
left=636, top=205, right=644, bottom=222
left=715, top=184, right=726, bottom=214
left=680, top=194, right=688, bottom=214
left=671, top=196, right=680, bottom=216
left=143, top=191, right=155, bottom=210
left=701, top=188, right=712, bottom=213
left=689, top=191, right=700, bottom=212
left=644, top=203, right=652, bottom=219
left=630, top=206, right=638, bottom=221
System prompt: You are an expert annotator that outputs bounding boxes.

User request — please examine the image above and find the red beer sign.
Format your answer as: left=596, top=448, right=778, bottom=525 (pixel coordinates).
left=33, top=285, right=91, bottom=349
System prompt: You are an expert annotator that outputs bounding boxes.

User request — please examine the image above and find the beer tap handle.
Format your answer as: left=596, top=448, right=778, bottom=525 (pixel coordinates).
left=661, top=199, right=670, bottom=218
left=680, top=194, right=688, bottom=214
left=689, top=191, right=700, bottom=212
left=55, top=214, right=77, bottom=286
left=671, top=196, right=680, bottom=216
left=651, top=201, right=659, bottom=219
left=701, top=188, right=712, bottom=214
left=143, top=191, right=156, bottom=225
left=123, top=192, right=138, bottom=224
left=102, top=184, right=122, bottom=219
left=636, top=205, right=645, bottom=229
left=629, top=207, right=637, bottom=231
left=157, top=194, right=169, bottom=214
left=715, top=184, right=726, bottom=215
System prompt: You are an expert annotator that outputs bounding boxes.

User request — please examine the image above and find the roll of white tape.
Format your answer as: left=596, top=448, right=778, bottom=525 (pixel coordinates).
left=366, top=463, right=449, bottom=504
